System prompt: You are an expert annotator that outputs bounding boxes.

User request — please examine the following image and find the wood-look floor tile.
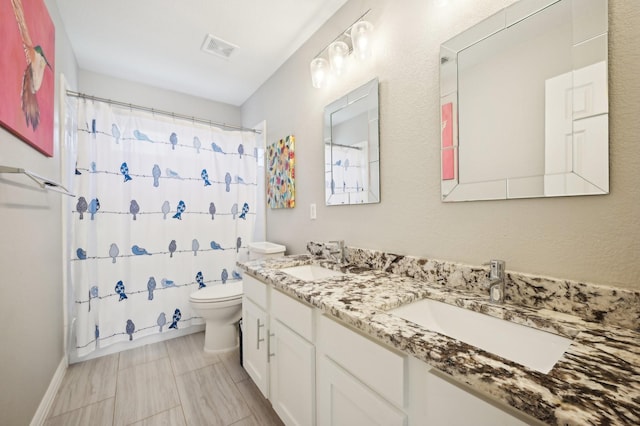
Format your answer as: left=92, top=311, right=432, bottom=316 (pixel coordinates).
left=236, top=379, right=284, bottom=426
left=165, top=332, right=219, bottom=375
left=129, top=406, right=186, bottom=426
left=219, top=348, right=249, bottom=383
left=230, top=415, right=261, bottom=426
left=48, top=353, right=119, bottom=417
left=113, top=357, right=180, bottom=426
left=176, top=363, right=251, bottom=426
left=44, top=397, right=114, bottom=426
left=119, top=341, right=168, bottom=370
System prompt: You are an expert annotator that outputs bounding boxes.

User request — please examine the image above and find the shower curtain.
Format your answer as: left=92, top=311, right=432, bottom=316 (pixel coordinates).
left=68, top=98, right=258, bottom=358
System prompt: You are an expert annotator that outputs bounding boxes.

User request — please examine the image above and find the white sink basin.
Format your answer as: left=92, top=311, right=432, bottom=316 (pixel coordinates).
left=280, top=264, right=345, bottom=281
left=388, top=298, right=572, bottom=374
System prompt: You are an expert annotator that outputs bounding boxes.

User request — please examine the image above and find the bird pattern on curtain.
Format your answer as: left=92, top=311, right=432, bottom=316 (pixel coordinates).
left=70, top=99, right=257, bottom=357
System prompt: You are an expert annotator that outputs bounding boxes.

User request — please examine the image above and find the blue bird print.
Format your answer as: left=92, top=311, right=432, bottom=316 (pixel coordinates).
left=161, top=278, right=175, bottom=288
left=169, top=132, right=178, bottom=150
left=165, top=168, right=181, bottom=179
left=120, top=162, right=133, bottom=182
left=76, top=248, right=87, bottom=260
left=235, top=175, right=246, bottom=185
left=173, top=201, right=186, bottom=220
left=232, top=271, right=242, bottom=280
left=238, top=143, right=244, bottom=158
left=224, top=173, right=232, bottom=192
left=90, top=162, right=97, bottom=173
left=211, top=142, right=224, bottom=153
left=147, top=277, right=156, bottom=300
left=239, top=202, right=249, bottom=219
left=196, top=271, right=205, bottom=289
left=132, top=245, right=151, bottom=256
left=109, top=243, right=119, bottom=263
left=152, top=165, right=161, bottom=187
left=115, top=280, right=128, bottom=301
left=210, top=241, right=223, bottom=250
left=168, top=240, right=177, bottom=257
left=344, top=158, right=350, bottom=171
left=111, top=123, right=121, bottom=144
left=236, top=237, right=242, bottom=253
left=231, top=203, right=238, bottom=219
left=193, top=136, right=201, bottom=153
left=201, top=169, right=211, bottom=186
left=157, top=312, right=167, bottom=332
left=169, top=309, right=182, bottom=329
left=88, top=285, right=98, bottom=312
left=334, top=160, right=342, bottom=166
left=91, top=119, right=96, bottom=137
left=95, top=325, right=99, bottom=348
left=221, top=269, right=229, bottom=284
left=133, top=129, right=152, bottom=142
left=126, top=320, right=135, bottom=341
left=209, top=202, right=216, bottom=220
left=192, top=239, right=200, bottom=256
left=88, top=198, right=100, bottom=220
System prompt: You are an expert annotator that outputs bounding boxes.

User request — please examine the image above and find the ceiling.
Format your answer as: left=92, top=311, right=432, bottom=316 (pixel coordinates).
left=54, top=0, right=349, bottom=106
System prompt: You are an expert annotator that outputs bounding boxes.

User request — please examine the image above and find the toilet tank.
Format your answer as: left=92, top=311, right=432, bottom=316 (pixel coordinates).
left=248, top=241, right=286, bottom=260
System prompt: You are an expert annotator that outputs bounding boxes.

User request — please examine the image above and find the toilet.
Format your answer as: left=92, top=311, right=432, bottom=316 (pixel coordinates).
left=190, top=241, right=286, bottom=353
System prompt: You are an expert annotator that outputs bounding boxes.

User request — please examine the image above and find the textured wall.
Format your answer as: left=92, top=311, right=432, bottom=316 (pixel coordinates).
left=0, top=1, right=78, bottom=425
left=242, top=0, right=640, bottom=290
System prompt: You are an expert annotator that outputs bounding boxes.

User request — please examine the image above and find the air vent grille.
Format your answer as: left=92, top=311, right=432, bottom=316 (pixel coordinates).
left=201, top=34, right=239, bottom=60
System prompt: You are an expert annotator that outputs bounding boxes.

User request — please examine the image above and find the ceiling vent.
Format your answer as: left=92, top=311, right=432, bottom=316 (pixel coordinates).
left=201, top=34, right=239, bottom=60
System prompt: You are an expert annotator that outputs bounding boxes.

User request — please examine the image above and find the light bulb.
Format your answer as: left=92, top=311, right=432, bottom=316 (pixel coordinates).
left=310, top=57, right=330, bottom=88
left=350, top=20, right=374, bottom=60
left=328, top=40, right=349, bottom=75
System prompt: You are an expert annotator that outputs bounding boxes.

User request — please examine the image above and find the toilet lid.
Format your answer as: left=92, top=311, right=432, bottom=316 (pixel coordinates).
left=190, top=281, right=243, bottom=302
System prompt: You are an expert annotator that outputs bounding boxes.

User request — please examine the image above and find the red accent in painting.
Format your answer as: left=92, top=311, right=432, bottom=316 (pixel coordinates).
left=0, top=0, right=55, bottom=157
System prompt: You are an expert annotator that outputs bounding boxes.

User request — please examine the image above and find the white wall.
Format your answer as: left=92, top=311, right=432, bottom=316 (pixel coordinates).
left=242, top=0, right=640, bottom=290
left=0, top=1, right=78, bottom=425
left=78, top=70, right=242, bottom=126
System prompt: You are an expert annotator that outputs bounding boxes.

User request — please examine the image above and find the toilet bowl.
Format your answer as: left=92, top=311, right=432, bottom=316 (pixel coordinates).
left=189, top=241, right=286, bottom=353
left=190, top=281, right=243, bottom=353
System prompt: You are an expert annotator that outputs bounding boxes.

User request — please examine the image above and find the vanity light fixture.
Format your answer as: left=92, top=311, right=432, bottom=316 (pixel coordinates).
left=309, top=9, right=373, bottom=89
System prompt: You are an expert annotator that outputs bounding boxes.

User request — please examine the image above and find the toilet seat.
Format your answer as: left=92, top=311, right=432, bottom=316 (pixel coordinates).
left=190, top=281, right=243, bottom=303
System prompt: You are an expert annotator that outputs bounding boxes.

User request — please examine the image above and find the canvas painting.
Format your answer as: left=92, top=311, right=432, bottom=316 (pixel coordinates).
left=0, top=0, right=55, bottom=157
left=267, top=135, right=295, bottom=209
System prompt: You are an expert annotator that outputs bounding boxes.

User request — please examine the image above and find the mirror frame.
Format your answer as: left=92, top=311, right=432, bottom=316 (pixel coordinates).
left=324, top=77, right=380, bottom=205
left=440, top=0, right=609, bottom=202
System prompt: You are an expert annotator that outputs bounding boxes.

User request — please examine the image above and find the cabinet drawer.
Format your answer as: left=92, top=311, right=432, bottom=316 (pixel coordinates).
left=318, top=314, right=406, bottom=408
left=271, top=289, right=313, bottom=341
left=244, top=275, right=267, bottom=309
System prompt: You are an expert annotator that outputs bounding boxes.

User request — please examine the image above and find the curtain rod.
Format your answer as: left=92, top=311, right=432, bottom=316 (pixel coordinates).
left=66, top=90, right=261, bottom=134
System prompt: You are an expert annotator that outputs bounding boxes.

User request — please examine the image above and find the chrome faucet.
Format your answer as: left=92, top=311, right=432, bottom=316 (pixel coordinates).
left=328, top=240, right=345, bottom=264
left=485, top=260, right=506, bottom=304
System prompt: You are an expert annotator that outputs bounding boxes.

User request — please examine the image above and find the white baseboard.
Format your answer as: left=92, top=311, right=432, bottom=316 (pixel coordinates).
left=30, top=356, right=68, bottom=426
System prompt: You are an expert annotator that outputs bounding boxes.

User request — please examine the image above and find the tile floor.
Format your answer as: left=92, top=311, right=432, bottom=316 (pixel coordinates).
left=45, top=332, right=284, bottom=426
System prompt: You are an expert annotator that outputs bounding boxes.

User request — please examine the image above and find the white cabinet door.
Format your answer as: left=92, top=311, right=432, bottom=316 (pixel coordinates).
left=317, top=355, right=407, bottom=426
left=242, top=297, right=269, bottom=398
left=269, top=319, right=315, bottom=426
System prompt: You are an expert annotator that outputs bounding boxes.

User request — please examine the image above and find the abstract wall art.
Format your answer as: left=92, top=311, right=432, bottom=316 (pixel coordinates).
left=0, top=0, right=55, bottom=156
left=267, top=135, right=295, bottom=209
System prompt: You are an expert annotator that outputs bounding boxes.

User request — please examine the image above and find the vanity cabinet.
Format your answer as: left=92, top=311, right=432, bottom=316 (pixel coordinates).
left=242, top=275, right=316, bottom=426
left=316, top=314, right=408, bottom=426
left=243, top=274, right=538, bottom=426
left=242, top=276, right=269, bottom=397
left=269, top=289, right=315, bottom=426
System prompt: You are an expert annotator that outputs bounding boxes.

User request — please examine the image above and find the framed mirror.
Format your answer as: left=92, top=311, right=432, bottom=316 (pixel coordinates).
left=325, top=78, right=380, bottom=205
left=440, top=0, right=608, bottom=202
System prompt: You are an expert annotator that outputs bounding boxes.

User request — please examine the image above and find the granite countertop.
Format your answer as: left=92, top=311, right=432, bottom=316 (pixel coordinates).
left=238, top=254, right=640, bottom=426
